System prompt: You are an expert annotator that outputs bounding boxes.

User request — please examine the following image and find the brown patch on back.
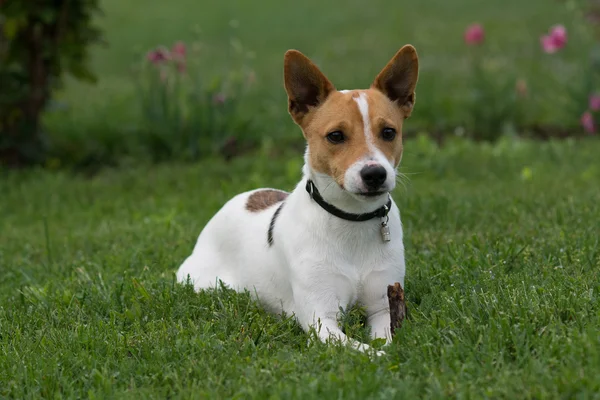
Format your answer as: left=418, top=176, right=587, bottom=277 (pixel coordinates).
left=246, top=190, right=289, bottom=212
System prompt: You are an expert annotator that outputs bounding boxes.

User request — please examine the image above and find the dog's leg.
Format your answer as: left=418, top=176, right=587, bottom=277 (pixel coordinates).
left=362, top=277, right=399, bottom=343
left=292, top=283, right=384, bottom=356
left=367, top=306, right=393, bottom=342
left=305, top=312, right=385, bottom=356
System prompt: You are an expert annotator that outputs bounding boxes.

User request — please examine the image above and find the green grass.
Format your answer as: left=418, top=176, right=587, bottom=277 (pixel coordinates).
left=1, top=136, right=599, bottom=398
left=44, top=0, right=594, bottom=161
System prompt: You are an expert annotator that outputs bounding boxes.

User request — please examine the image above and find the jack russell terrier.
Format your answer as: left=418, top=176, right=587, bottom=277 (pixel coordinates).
left=177, top=45, right=419, bottom=354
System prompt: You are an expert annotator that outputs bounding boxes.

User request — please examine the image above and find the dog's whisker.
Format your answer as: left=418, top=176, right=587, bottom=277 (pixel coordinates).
left=397, top=170, right=422, bottom=176
left=395, top=179, right=407, bottom=192
left=396, top=173, right=410, bottom=184
left=393, top=172, right=411, bottom=193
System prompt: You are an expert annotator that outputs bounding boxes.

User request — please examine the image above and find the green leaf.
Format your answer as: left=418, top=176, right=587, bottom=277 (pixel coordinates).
left=132, top=278, right=152, bottom=301
left=371, top=338, right=387, bottom=349
left=3, top=18, right=20, bottom=39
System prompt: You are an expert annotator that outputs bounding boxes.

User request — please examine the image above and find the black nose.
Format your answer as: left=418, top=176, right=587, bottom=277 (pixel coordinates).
left=360, top=165, right=387, bottom=190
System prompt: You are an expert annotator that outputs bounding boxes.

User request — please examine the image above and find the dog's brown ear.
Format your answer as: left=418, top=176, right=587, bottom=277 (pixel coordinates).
left=284, top=50, right=335, bottom=125
left=372, top=45, right=419, bottom=118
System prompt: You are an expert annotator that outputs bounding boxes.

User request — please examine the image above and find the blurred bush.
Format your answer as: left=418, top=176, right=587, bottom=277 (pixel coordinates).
left=2, top=0, right=600, bottom=171
left=41, top=37, right=258, bottom=170
left=134, top=40, right=255, bottom=162
left=0, top=0, right=103, bottom=167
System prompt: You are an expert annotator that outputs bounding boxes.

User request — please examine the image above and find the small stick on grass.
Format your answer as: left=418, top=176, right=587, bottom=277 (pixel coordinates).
left=387, top=282, right=406, bottom=337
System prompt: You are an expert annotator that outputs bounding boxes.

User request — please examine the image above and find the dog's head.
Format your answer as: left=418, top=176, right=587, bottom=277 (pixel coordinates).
left=284, top=46, right=418, bottom=202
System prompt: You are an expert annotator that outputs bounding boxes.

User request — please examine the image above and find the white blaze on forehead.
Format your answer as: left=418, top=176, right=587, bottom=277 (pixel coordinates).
left=352, top=92, right=396, bottom=169
left=352, top=92, right=376, bottom=152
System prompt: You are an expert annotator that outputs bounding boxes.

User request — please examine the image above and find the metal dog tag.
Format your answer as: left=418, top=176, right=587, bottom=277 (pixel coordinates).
left=381, top=222, right=391, bottom=242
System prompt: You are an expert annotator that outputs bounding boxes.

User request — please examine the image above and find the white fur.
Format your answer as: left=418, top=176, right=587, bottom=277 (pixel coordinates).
left=177, top=92, right=406, bottom=355
left=355, top=92, right=375, bottom=149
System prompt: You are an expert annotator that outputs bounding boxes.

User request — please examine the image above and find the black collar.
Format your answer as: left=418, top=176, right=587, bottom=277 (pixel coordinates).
left=305, top=180, right=391, bottom=222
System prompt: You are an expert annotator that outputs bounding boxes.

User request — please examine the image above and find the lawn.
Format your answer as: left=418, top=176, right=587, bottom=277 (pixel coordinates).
left=1, top=136, right=599, bottom=398
left=2, top=0, right=600, bottom=397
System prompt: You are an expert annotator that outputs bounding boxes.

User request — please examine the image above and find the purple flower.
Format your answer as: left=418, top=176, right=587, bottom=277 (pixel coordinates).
left=581, top=111, right=596, bottom=134
left=589, top=94, right=600, bottom=111
left=541, top=25, right=567, bottom=54
left=146, top=48, right=170, bottom=65
left=171, top=41, right=187, bottom=58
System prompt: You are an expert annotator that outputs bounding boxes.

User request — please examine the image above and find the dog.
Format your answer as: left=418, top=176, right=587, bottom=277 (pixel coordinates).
left=177, top=45, right=418, bottom=354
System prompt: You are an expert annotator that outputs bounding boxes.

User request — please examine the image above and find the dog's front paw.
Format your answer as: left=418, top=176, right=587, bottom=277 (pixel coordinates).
left=373, top=348, right=386, bottom=357
left=362, top=345, right=386, bottom=357
left=353, top=341, right=386, bottom=357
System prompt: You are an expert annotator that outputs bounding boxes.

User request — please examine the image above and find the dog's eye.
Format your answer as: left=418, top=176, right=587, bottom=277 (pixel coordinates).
left=326, top=131, right=345, bottom=144
left=381, top=127, right=396, bottom=141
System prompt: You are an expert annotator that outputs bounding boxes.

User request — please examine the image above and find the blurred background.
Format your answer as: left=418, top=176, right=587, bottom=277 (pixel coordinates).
left=1, top=0, right=598, bottom=170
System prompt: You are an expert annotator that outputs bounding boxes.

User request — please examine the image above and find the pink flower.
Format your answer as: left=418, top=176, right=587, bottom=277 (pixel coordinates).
left=540, top=25, right=567, bottom=54
left=169, top=42, right=187, bottom=74
left=146, top=48, right=170, bottom=65
left=540, top=35, right=557, bottom=53
left=589, top=94, right=600, bottom=111
left=171, top=41, right=187, bottom=58
left=581, top=111, right=596, bottom=134
left=550, top=25, right=567, bottom=47
left=464, top=24, right=484, bottom=45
